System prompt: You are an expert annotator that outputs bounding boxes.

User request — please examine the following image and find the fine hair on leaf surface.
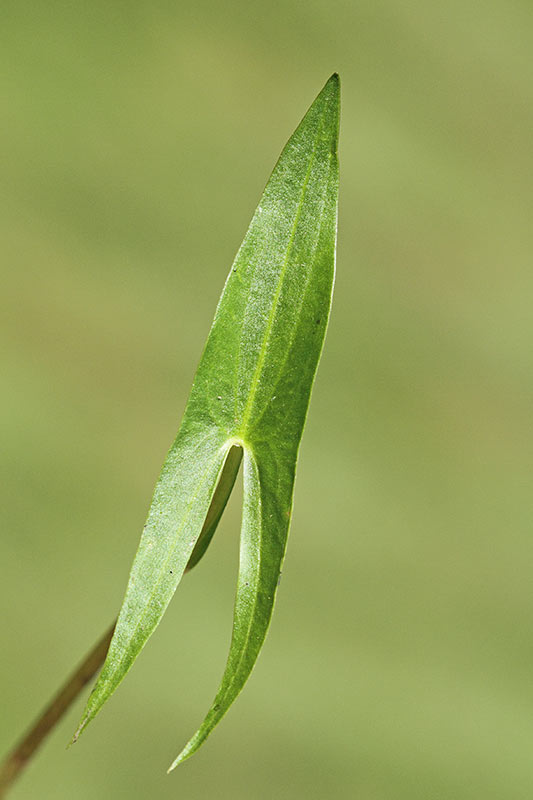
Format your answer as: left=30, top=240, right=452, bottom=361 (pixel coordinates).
left=73, top=73, right=340, bottom=770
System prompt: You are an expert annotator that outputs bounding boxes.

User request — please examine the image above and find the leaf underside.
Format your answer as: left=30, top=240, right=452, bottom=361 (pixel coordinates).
left=74, top=73, right=340, bottom=769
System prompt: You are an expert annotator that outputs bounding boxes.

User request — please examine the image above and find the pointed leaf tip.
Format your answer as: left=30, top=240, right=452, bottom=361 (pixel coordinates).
left=325, top=72, right=340, bottom=94
left=316, top=72, right=339, bottom=103
left=317, top=73, right=340, bottom=146
left=167, top=737, right=196, bottom=772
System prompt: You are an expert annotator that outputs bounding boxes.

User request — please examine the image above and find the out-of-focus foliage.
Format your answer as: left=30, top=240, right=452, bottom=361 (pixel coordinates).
left=1, top=2, right=532, bottom=798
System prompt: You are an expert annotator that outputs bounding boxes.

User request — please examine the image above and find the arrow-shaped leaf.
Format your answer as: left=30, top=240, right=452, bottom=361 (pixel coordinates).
left=74, top=73, right=340, bottom=768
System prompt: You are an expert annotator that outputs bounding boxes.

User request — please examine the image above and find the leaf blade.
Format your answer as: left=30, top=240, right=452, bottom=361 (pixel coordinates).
left=74, top=73, right=340, bottom=759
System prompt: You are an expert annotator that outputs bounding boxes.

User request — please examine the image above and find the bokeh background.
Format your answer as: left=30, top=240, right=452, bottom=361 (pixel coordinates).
left=2, top=2, right=532, bottom=798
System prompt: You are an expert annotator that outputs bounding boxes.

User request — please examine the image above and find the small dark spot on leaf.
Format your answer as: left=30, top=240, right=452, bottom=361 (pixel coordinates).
left=170, top=570, right=173, bottom=574
left=316, top=318, right=321, bottom=325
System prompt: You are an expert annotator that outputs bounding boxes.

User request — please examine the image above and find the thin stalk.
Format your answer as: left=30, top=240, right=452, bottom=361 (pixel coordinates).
left=0, top=621, right=116, bottom=798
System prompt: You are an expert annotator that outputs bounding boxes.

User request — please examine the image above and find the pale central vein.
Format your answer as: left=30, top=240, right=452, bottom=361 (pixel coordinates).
left=238, top=109, right=327, bottom=437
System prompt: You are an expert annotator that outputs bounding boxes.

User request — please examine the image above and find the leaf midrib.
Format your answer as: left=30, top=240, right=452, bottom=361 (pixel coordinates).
left=249, top=150, right=335, bottom=435
left=238, top=105, right=328, bottom=439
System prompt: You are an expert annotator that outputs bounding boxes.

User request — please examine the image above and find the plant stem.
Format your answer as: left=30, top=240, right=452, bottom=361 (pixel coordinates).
left=0, top=621, right=116, bottom=798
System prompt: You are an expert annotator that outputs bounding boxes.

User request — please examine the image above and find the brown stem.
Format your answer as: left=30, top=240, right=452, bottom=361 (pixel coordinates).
left=0, top=620, right=116, bottom=798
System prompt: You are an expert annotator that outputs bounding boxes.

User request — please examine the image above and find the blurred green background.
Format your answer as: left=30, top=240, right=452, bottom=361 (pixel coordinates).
left=2, top=2, right=532, bottom=798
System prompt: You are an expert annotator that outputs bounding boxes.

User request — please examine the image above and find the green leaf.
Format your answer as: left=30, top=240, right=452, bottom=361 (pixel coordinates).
left=74, top=73, right=340, bottom=768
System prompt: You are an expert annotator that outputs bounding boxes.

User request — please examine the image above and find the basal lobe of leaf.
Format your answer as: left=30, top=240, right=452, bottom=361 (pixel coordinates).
left=74, top=73, right=339, bottom=768
left=74, top=433, right=233, bottom=739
